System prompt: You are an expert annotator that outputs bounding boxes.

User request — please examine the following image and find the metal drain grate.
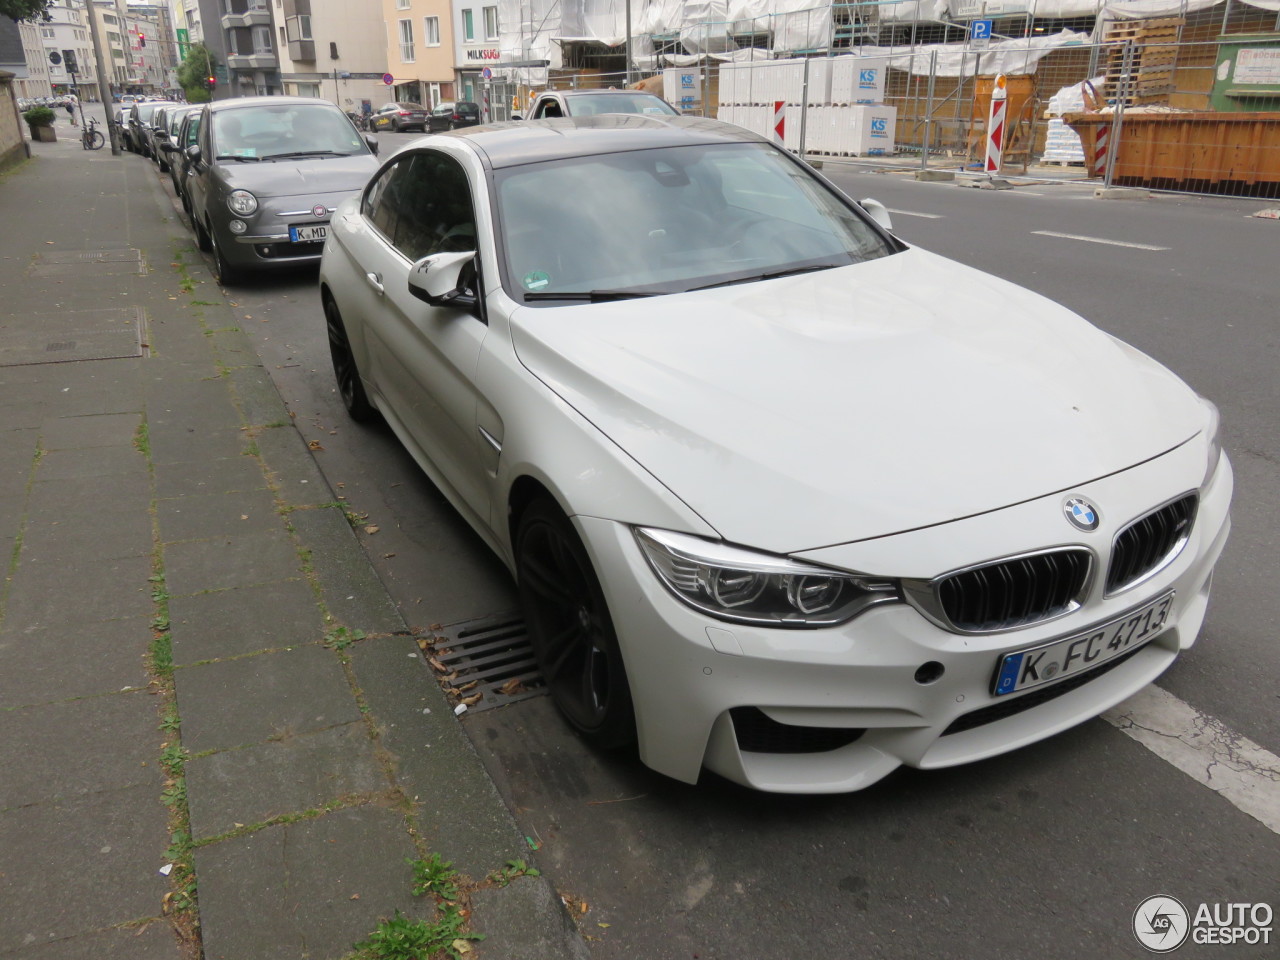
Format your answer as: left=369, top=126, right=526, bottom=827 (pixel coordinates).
left=418, top=614, right=546, bottom=713
left=0, top=306, right=148, bottom=367
left=30, top=248, right=145, bottom=278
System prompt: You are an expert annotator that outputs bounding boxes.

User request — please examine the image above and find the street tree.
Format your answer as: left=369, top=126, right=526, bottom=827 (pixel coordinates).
left=176, top=43, right=218, bottom=103
left=2, top=0, right=52, bottom=21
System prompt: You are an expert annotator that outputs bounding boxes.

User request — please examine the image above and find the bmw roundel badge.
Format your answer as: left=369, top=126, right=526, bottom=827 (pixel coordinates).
left=1063, top=497, right=1100, bottom=531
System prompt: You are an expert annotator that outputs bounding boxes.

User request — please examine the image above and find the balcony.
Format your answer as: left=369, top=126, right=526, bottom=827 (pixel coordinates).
left=288, top=39, right=315, bottom=61
left=221, top=9, right=271, bottom=30
left=226, top=52, right=278, bottom=70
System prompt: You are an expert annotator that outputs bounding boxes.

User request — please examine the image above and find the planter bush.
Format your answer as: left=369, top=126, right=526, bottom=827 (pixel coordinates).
left=22, top=106, right=57, bottom=142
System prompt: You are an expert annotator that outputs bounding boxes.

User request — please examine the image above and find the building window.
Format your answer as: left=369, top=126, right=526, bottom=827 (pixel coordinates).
left=483, top=6, right=498, bottom=41
left=252, top=25, right=272, bottom=54
left=424, top=15, right=440, bottom=46
left=294, top=81, right=321, bottom=97
left=396, top=0, right=409, bottom=8
left=398, top=19, right=414, bottom=62
left=41, top=27, right=54, bottom=38
left=462, top=8, right=474, bottom=42
left=285, top=15, right=311, bottom=41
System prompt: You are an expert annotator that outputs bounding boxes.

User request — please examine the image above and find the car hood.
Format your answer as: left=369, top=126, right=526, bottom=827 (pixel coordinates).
left=216, top=154, right=379, bottom=197
left=509, top=248, right=1203, bottom=554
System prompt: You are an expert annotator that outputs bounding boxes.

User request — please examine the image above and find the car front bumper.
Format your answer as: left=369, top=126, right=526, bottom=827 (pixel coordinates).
left=576, top=440, right=1232, bottom=793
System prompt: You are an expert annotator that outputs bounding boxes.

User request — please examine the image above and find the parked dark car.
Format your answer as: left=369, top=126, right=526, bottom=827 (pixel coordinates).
left=426, top=100, right=481, bottom=132
left=516, top=88, right=679, bottom=121
left=159, top=106, right=203, bottom=204
left=126, top=100, right=174, bottom=156
left=370, top=102, right=429, bottom=133
left=184, top=96, right=380, bottom=285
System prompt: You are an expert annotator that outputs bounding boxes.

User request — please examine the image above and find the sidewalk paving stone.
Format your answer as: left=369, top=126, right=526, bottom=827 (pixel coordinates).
left=185, top=722, right=387, bottom=840
left=157, top=487, right=281, bottom=544
left=174, top=644, right=359, bottom=754
left=194, top=805, right=419, bottom=960
left=169, top=580, right=322, bottom=665
left=0, top=616, right=152, bottom=708
left=5, top=922, right=180, bottom=960
left=37, top=412, right=141, bottom=451
left=162, top=529, right=300, bottom=596
left=0, top=690, right=160, bottom=809
left=3, top=555, right=152, bottom=628
left=0, top=784, right=170, bottom=955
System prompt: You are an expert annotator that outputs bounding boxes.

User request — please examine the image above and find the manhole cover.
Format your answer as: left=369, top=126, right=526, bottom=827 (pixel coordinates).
left=417, top=614, right=545, bottom=713
left=30, top=248, right=144, bottom=278
left=0, top=306, right=148, bottom=367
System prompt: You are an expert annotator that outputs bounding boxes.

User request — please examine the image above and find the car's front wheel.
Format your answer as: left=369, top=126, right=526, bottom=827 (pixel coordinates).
left=516, top=497, right=635, bottom=749
left=209, top=224, right=243, bottom=286
left=324, top=295, right=376, bottom=422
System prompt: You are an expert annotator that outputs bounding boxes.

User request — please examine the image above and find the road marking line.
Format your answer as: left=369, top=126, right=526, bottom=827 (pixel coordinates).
left=887, top=208, right=944, bottom=219
left=1032, top=230, right=1169, bottom=251
left=1104, top=685, right=1280, bottom=835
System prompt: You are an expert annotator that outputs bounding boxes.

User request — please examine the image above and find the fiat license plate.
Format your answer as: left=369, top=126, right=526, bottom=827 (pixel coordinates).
left=289, top=224, right=328, bottom=243
left=992, top=592, right=1175, bottom=696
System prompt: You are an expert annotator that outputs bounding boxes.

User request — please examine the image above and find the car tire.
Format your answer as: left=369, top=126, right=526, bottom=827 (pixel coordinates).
left=209, top=225, right=243, bottom=286
left=193, top=211, right=212, bottom=252
left=324, top=296, right=377, bottom=422
left=515, top=497, right=636, bottom=749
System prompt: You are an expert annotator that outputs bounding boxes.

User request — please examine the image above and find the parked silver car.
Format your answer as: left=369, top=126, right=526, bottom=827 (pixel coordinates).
left=184, top=96, right=380, bottom=285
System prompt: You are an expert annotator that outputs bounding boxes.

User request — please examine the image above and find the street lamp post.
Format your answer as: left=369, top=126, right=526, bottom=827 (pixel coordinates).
left=84, top=0, right=121, bottom=154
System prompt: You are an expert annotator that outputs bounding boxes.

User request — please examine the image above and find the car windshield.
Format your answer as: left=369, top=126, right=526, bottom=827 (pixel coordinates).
left=212, top=103, right=368, bottom=160
left=496, top=141, right=895, bottom=301
left=568, top=93, right=677, bottom=116
left=135, top=102, right=164, bottom=122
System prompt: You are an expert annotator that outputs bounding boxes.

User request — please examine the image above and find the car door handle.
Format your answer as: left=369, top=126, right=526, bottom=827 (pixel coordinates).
left=365, top=272, right=384, bottom=295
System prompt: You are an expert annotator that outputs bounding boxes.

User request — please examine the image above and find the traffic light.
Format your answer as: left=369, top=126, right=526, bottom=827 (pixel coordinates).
left=205, top=75, right=216, bottom=91
left=138, top=32, right=147, bottom=48
left=62, top=49, right=78, bottom=74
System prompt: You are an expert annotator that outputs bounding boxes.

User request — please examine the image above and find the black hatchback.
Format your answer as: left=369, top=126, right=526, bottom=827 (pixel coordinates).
left=426, top=101, right=481, bottom=132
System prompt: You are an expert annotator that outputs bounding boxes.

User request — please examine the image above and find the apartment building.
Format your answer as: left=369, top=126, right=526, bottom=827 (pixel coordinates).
left=381, top=0, right=455, bottom=108
left=276, top=0, right=388, bottom=111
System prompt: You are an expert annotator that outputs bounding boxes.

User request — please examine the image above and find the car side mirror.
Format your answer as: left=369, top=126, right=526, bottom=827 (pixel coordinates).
left=185, top=144, right=201, bottom=163
left=364, top=133, right=379, bottom=155
left=858, top=198, right=894, bottom=233
left=511, top=114, right=523, bottom=121
left=408, top=252, right=478, bottom=314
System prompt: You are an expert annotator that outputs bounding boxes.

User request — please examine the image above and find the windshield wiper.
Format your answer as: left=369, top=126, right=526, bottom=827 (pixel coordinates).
left=522, top=289, right=664, bottom=302
left=687, top=262, right=845, bottom=291
left=259, top=150, right=351, bottom=160
left=215, top=154, right=260, bottom=162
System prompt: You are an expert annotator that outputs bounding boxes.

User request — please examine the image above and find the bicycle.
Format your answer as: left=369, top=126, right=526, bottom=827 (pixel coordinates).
left=81, top=117, right=105, bottom=151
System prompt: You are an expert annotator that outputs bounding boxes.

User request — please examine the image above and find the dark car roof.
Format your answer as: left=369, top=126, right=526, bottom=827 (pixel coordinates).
left=457, top=114, right=766, bottom=170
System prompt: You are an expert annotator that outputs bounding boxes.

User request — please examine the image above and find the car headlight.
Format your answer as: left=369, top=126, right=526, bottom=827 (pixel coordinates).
left=635, top=527, right=900, bottom=628
left=1201, top=398, right=1222, bottom=489
left=227, top=190, right=258, bottom=216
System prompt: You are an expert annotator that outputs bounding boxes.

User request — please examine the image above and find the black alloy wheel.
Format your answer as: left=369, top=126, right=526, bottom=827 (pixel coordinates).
left=324, top=296, right=376, bottom=422
left=516, top=498, right=635, bottom=749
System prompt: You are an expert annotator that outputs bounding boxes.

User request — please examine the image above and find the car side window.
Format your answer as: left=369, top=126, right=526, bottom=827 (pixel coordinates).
left=389, top=151, right=477, bottom=261
left=362, top=161, right=403, bottom=242
left=536, top=100, right=562, bottom=119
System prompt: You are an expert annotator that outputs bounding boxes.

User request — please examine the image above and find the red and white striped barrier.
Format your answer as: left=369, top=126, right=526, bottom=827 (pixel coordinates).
left=1093, top=122, right=1112, bottom=176
left=773, top=100, right=785, bottom=146
left=984, top=74, right=1007, bottom=174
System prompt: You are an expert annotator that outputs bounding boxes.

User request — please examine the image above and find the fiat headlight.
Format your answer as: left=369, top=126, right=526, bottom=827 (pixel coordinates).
left=1201, top=398, right=1222, bottom=489
left=227, top=190, right=258, bottom=216
left=635, top=527, right=899, bottom=628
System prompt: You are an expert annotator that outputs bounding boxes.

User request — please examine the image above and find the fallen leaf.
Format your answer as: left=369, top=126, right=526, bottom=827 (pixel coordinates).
left=581, top=901, right=589, bottom=914
left=382, top=552, right=396, bottom=559
left=350, top=894, right=360, bottom=900
left=364, top=524, right=379, bottom=535
left=427, top=656, right=448, bottom=673
left=415, top=637, right=431, bottom=653
left=461, top=692, right=483, bottom=706
left=452, top=940, right=473, bottom=955
left=240, top=514, right=249, bottom=520
left=499, top=678, right=525, bottom=696
left=308, top=440, right=324, bottom=451
left=598, top=922, right=610, bottom=928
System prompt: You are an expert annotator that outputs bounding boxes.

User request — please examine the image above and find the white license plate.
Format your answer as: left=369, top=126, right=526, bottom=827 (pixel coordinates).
left=289, top=224, right=328, bottom=243
left=992, top=592, right=1175, bottom=696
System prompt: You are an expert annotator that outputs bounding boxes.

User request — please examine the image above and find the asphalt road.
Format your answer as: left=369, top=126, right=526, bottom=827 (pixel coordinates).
left=158, top=128, right=1280, bottom=959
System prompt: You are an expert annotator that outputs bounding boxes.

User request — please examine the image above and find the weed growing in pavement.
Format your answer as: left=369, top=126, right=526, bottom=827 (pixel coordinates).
left=324, top=626, right=367, bottom=651
left=409, top=853, right=459, bottom=900
left=491, top=858, right=541, bottom=888
left=133, top=422, right=151, bottom=458
left=349, top=906, right=481, bottom=960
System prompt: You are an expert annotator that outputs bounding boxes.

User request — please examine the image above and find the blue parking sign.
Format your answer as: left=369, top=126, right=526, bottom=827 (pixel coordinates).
left=971, top=19, right=993, bottom=41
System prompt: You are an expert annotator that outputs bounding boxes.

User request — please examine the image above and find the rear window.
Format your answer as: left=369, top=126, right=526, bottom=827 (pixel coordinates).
left=455, top=102, right=479, bottom=115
